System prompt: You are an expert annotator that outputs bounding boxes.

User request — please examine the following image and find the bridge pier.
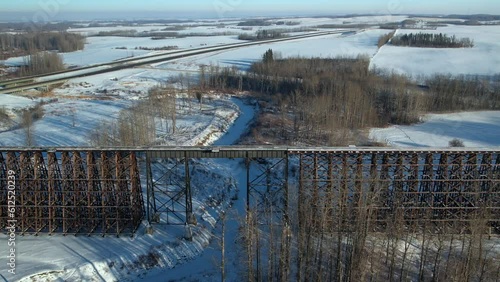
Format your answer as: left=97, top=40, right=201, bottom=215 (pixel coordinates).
left=0, top=149, right=143, bottom=236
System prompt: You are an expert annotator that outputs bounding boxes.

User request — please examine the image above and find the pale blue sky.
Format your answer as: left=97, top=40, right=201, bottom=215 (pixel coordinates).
left=2, top=0, right=500, bottom=20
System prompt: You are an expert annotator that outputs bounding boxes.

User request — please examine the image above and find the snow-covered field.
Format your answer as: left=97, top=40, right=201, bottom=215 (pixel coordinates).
left=2, top=35, right=244, bottom=68
left=370, top=111, right=500, bottom=147
left=156, top=29, right=389, bottom=71
left=277, top=15, right=409, bottom=26
left=371, top=25, right=500, bottom=77
left=1, top=15, right=500, bottom=281
left=0, top=94, right=37, bottom=110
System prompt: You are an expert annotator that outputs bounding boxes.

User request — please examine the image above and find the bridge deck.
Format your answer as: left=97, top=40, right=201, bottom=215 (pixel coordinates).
left=0, top=146, right=498, bottom=158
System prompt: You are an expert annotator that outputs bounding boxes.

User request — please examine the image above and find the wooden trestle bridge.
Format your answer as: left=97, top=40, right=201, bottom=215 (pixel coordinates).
left=0, top=147, right=498, bottom=236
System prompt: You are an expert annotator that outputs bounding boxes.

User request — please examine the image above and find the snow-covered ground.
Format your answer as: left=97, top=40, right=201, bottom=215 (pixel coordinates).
left=63, top=35, right=245, bottom=67
left=0, top=15, right=409, bottom=69
left=0, top=94, right=37, bottom=110
left=371, top=25, right=500, bottom=77
left=0, top=26, right=389, bottom=148
left=370, top=111, right=500, bottom=147
left=2, top=35, right=244, bottom=68
left=0, top=37, right=257, bottom=278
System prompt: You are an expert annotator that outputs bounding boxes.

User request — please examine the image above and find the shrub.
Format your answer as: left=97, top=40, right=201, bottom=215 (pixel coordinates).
left=449, top=138, right=465, bottom=147
left=391, top=32, right=474, bottom=48
left=377, top=30, right=396, bottom=48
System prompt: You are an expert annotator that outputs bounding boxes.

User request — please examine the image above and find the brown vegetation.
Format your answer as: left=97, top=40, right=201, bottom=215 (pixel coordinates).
left=0, top=106, right=9, bottom=123
left=238, top=30, right=285, bottom=40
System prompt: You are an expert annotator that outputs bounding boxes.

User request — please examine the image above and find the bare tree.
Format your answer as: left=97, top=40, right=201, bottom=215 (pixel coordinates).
left=70, top=108, right=77, bottom=127
left=22, top=109, right=35, bottom=146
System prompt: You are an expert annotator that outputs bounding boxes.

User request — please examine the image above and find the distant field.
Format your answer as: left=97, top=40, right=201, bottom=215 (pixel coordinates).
left=371, top=25, right=500, bottom=77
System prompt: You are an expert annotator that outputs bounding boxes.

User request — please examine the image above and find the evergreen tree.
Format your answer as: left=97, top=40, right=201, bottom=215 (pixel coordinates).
left=263, top=49, right=274, bottom=64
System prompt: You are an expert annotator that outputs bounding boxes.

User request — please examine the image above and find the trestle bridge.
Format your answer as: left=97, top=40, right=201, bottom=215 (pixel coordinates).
left=0, top=147, right=498, bottom=236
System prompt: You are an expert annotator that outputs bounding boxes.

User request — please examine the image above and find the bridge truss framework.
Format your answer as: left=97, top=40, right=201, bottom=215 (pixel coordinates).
left=0, top=147, right=499, bottom=236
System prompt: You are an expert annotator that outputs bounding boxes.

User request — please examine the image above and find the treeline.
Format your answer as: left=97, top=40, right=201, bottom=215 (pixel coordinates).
left=115, top=46, right=179, bottom=51
left=238, top=30, right=285, bottom=40
left=391, top=32, right=474, bottom=48
left=425, top=74, right=499, bottom=111
left=444, top=14, right=500, bottom=21
left=89, top=104, right=157, bottom=147
left=202, top=53, right=499, bottom=145
left=316, top=23, right=372, bottom=29
left=86, top=19, right=191, bottom=28
left=275, top=21, right=300, bottom=26
left=0, top=32, right=85, bottom=54
left=237, top=19, right=272, bottom=26
left=95, top=29, right=140, bottom=37
left=135, top=46, right=178, bottom=51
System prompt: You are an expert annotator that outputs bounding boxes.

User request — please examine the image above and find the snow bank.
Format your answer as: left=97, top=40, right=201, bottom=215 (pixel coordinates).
left=0, top=94, right=38, bottom=110
left=370, top=111, right=500, bottom=147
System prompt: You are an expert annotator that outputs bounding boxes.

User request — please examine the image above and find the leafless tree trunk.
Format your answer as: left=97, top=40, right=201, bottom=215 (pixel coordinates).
left=221, top=212, right=226, bottom=282
left=22, top=109, right=35, bottom=146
